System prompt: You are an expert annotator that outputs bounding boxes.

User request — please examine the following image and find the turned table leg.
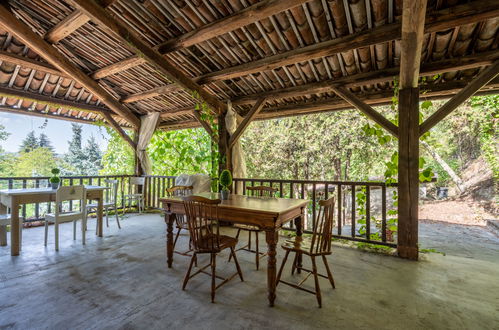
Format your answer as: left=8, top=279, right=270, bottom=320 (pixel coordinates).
left=294, top=213, right=303, bottom=273
left=266, top=229, right=278, bottom=307
left=166, top=212, right=176, bottom=268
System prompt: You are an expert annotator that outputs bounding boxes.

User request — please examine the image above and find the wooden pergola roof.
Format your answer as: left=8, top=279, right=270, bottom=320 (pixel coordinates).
left=0, top=0, right=498, bottom=132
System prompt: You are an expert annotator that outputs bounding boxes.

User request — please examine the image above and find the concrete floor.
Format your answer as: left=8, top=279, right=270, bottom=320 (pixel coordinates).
left=1, top=214, right=498, bottom=330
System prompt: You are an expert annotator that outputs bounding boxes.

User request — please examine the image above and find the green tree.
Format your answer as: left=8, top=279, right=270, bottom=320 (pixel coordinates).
left=15, top=147, right=57, bottom=177
left=38, top=133, right=54, bottom=153
left=0, top=123, right=13, bottom=176
left=64, top=124, right=86, bottom=175
left=83, top=135, right=102, bottom=175
left=100, top=127, right=134, bottom=175
left=19, top=131, right=39, bottom=153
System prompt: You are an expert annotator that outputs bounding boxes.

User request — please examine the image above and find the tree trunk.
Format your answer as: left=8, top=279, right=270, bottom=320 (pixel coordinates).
left=421, top=140, right=464, bottom=192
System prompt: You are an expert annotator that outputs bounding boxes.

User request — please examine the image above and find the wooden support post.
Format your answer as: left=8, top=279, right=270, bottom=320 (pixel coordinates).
left=397, top=88, right=420, bottom=260
left=229, top=98, right=267, bottom=149
left=217, top=108, right=232, bottom=175
left=397, top=0, right=427, bottom=260
left=192, top=110, right=218, bottom=144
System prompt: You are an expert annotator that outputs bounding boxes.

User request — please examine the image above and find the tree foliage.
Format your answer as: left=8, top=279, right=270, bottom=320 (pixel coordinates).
left=15, top=147, right=57, bottom=177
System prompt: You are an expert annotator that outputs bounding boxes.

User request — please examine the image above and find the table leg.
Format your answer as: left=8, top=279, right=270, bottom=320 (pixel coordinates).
left=97, top=192, right=104, bottom=237
left=265, top=229, right=278, bottom=307
left=294, top=213, right=303, bottom=274
left=10, top=199, right=20, bottom=256
left=0, top=202, right=7, bottom=246
left=166, top=212, right=176, bottom=268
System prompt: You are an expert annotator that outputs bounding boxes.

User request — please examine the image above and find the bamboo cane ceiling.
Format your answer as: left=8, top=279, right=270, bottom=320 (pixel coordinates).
left=0, top=0, right=498, bottom=130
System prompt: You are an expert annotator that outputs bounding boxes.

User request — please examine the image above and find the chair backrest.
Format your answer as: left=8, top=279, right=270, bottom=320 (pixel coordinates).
left=309, top=197, right=335, bottom=255
left=55, top=185, right=86, bottom=215
left=166, top=185, right=193, bottom=197
left=104, top=179, right=118, bottom=204
left=182, top=196, right=221, bottom=252
left=246, top=185, right=278, bottom=197
left=129, top=176, right=145, bottom=194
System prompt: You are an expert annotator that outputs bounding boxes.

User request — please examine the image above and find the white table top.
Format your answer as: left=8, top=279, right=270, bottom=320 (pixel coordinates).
left=0, top=185, right=107, bottom=196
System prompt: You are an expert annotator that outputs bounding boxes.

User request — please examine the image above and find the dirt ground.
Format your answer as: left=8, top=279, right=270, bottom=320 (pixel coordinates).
left=419, top=199, right=497, bottom=226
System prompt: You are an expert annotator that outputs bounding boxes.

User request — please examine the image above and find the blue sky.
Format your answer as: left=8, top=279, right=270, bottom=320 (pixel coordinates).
left=0, top=112, right=109, bottom=154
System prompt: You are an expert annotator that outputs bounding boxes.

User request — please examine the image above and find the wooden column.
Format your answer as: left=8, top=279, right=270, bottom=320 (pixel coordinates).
left=397, top=0, right=427, bottom=260
left=217, top=108, right=232, bottom=176
left=397, top=88, right=420, bottom=259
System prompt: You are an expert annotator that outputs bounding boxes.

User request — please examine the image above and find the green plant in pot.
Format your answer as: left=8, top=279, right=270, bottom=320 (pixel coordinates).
left=49, top=168, right=61, bottom=189
left=219, top=169, right=232, bottom=200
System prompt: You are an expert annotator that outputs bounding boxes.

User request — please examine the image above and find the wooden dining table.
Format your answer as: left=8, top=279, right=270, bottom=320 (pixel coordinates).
left=160, top=192, right=309, bottom=306
left=0, top=185, right=107, bottom=256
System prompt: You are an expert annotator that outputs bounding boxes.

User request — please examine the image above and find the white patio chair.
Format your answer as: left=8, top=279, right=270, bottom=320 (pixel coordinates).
left=123, top=176, right=145, bottom=215
left=44, top=185, right=87, bottom=251
left=0, top=214, right=23, bottom=249
left=86, top=179, right=121, bottom=232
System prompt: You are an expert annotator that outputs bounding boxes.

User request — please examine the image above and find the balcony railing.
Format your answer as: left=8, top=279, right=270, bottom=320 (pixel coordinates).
left=0, top=175, right=397, bottom=247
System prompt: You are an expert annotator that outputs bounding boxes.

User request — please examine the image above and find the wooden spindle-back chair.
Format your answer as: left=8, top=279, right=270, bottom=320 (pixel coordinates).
left=181, top=196, right=244, bottom=303
left=230, top=185, right=278, bottom=270
left=276, top=196, right=336, bottom=308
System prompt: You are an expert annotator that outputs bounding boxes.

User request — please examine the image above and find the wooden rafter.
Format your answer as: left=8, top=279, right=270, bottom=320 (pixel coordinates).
left=101, top=111, right=137, bottom=150
left=0, top=86, right=111, bottom=114
left=0, top=105, right=100, bottom=125
left=156, top=0, right=313, bottom=54
left=0, top=50, right=69, bottom=78
left=228, top=98, right=267, bottom=149
left=69, top=0, right=226, bottom=116
left=195, top=1, right=499, bottom=84
left=0, top=4, right=140, bottom=128
left=43, top=0, right=117, bottom=44
left=91, top=56, right=146, bottom=80
left=331, top=87, right=398, bottom=137
left=420, top=61, right=499, bottom=135
left=230, top=51, right=499, bottom=106
left=121, top=85, right=182, bottom=104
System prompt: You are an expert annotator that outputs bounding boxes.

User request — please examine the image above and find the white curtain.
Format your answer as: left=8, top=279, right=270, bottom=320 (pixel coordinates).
left=137, top=112, right=160, bottom=175
left=225, top=101, right=247, bottom=190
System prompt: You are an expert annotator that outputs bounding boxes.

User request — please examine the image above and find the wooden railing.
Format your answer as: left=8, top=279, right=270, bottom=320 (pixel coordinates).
left=0, top=175, right=135, bottom=222
left=1, top=174, right=397, bottom=246
left=231, top=178, right=397, bottom=247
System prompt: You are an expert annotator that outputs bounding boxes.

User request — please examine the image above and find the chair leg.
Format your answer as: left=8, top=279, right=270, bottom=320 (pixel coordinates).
left=173, top=228, right=182, bottom=250
left=291, top=252, right=298, bottom=275
left=230, top=247, right=244, bottom=282
left=106, top=209, right=109, bottom=227
left=211, top=253, right=216, bottom=303
left=44, top=220, right=48, bottom=246
left=255, top=231, right=259, bottom=270
left=228, top=228, right=241, bottom=263
left=82, top=218, right=86, bottom=245
left=311, top=256, right=322, bottom=308
left=322, top=255, right=335, bottom=289
left=276, top=250, right=290, bottom=286
left=115, top=207, right=121, bottom=229
left=55, top=222, right=59, bottom=251
left=19, top=220, right=22, bottom=250
left=0, top=225, right=7, bottom=247
left=182, top=253, right=196, bottom=290
left=247, top=230, right=252, bottom=250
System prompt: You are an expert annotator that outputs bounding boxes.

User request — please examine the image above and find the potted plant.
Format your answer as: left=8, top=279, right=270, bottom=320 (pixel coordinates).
left=49, top=168, right=61, bottom=189
left=219, top=169, right=232, bottom=200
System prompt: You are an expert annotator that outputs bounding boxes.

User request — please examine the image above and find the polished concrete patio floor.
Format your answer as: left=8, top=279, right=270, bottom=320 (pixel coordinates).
left=1, top=214, right=498, bottom=330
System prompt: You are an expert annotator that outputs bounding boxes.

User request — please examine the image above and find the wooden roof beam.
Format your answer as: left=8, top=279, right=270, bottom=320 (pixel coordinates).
left=192, top=110, right=218, bottom=143
left=156, top=0, right=313, bottom=54
left=0, top=4, right=140, bottom=128
left=0, top=50, right=69, bottom=78
left=121, top=84, right=182, bottom=103
left=101, top=111, right=137, bottom=150
left=331, top=86, right=398, bottom=137
left=43, top=0, right=117, bottom=44
left=91, top=56, right=146, bottom=80
left=69, top=0, right=226, bottom=115
left=196, top=0, right=499, bottom=84
left=230, top=50, right=499, bottom=106
left=420, top=61, right=499, bottom=135
left=228, top=98, right=267, bottom=149
left=0, top=105, right=99, bottom=125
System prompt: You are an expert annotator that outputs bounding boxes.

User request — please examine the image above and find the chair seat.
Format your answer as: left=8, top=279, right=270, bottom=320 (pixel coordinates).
left=233, top=223, right=260, bottom=231
left=45, top=212, right=84, bottom=223
left=196, top=234, right=237, bottom=253
left=281, top=237, right=332, bottom=256
left=0, top=214, right=23, bottom=226
left=124, top=194, right=143, bottom=198
left=86, top=202, right=115, bottom=209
